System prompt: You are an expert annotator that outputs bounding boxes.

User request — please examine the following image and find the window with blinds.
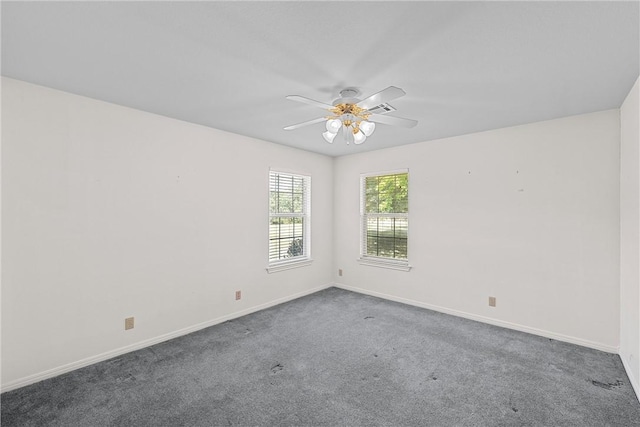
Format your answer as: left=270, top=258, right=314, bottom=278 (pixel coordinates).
left=361, top=171, right=409, bottom=266
left=269, top=171, right=311, bottom=267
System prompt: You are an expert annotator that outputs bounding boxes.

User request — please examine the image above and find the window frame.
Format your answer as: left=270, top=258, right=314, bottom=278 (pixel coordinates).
left=267, top=169, right=312, bottom=273
left=358, top=169, right=411, bottom=271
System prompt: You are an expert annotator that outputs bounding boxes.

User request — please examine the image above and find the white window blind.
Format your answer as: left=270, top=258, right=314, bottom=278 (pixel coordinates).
left=268, top=171, right=311, bottom=270
left=360, top=171, right=410, bottom=270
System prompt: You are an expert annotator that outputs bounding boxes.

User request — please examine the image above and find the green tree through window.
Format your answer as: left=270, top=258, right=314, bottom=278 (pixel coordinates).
left=362, top=172, right=408, bottom=260
left=269, top=171, right=310, bottom=264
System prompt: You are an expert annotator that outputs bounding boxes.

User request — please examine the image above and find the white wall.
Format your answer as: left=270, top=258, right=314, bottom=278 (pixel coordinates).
left=620, top=76, right=640, bottom=396
left=334, top=110, right=621, bottom=352
left=1, top=78, right=334, bottom=390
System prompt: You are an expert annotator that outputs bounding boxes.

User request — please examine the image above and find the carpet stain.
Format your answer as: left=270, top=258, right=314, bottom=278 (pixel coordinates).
left=590, top=379, right=623, bottom=390
left=364, top=316, right=375, bottom=320
left=429, top=373, right=437, bottom=381
left=374, top=354, right=378, bottom=358
left=116, top=373, right=136, bottom=383
left=56, top=400, right=71, bottom=410
left=512, top=407, right=518, bottom=413
left=270, top=363, right=284, bottom=374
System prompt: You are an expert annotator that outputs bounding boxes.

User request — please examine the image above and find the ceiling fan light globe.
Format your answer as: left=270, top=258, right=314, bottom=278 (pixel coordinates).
left=322, top=131, right=337, bottom=143
left=343, top=126, right=354, bottom=145
left=326, top=119, right=342, bottom=133
left=353, top=130, right=366, bottom=145
left=360, top=120, right=375, bottom=136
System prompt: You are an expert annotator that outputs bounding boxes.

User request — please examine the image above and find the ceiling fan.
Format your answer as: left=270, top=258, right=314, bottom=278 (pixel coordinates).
left=284, top=86, right=418, bottom=145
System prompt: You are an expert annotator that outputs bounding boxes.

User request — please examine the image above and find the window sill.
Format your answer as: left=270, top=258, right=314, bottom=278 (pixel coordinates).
left=266, top=258, right=313, bottom=273
left=357, top=257, right=412, bottom=272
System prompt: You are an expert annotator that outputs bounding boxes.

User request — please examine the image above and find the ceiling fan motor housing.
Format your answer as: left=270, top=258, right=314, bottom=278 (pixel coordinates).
left=333, top=88, right=360, bottom=106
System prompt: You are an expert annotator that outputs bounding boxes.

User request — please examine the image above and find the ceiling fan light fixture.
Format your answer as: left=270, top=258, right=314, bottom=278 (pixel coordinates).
left=360, top=120, right=375, bottom=137
left=285, top=85, right=416, bottom=147
left=326, top=119, right=342, bottom=133
left=322, top=131, right=337, bottom=143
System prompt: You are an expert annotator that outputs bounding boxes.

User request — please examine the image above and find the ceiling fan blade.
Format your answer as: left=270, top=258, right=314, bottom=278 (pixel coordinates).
left=357, top=86, right=406, bottom=110
left=369, top=114, right=418, bottom=128
left=286, top=95, right=333, bottom=110
left=284, top=117, right=326, bottom=131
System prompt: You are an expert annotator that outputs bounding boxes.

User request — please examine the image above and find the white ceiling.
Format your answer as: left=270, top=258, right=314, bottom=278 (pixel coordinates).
left=2, top=1, right=638, bottom=157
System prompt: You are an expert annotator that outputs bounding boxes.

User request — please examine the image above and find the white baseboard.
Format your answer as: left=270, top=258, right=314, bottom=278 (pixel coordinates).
left=333, top=282, right=619, bottom=354
left=1, top=283, right=332, bottom=393
left=621, top=353, right=640, bottom=402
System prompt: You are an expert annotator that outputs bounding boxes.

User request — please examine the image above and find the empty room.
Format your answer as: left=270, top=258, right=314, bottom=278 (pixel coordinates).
left=2, top=1, right=640, bottom=426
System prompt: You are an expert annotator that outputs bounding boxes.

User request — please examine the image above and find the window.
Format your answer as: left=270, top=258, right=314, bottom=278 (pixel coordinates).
left=267, top=170, right=311, bottom=272
left=359, top=170, right=411, bottom=271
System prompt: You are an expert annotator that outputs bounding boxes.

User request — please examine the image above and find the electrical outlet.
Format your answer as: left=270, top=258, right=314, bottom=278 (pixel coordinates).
left=235, top=290, right=242, bottom=300
left=338, top=269, right=343, bottom=276
left=125, top=317, right=134, bottom=330
left=488, top=297, right=496, bottom=307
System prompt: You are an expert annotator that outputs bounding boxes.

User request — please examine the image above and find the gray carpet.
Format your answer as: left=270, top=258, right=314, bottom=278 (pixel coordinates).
left=2, top=287, right=639, bottom=426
